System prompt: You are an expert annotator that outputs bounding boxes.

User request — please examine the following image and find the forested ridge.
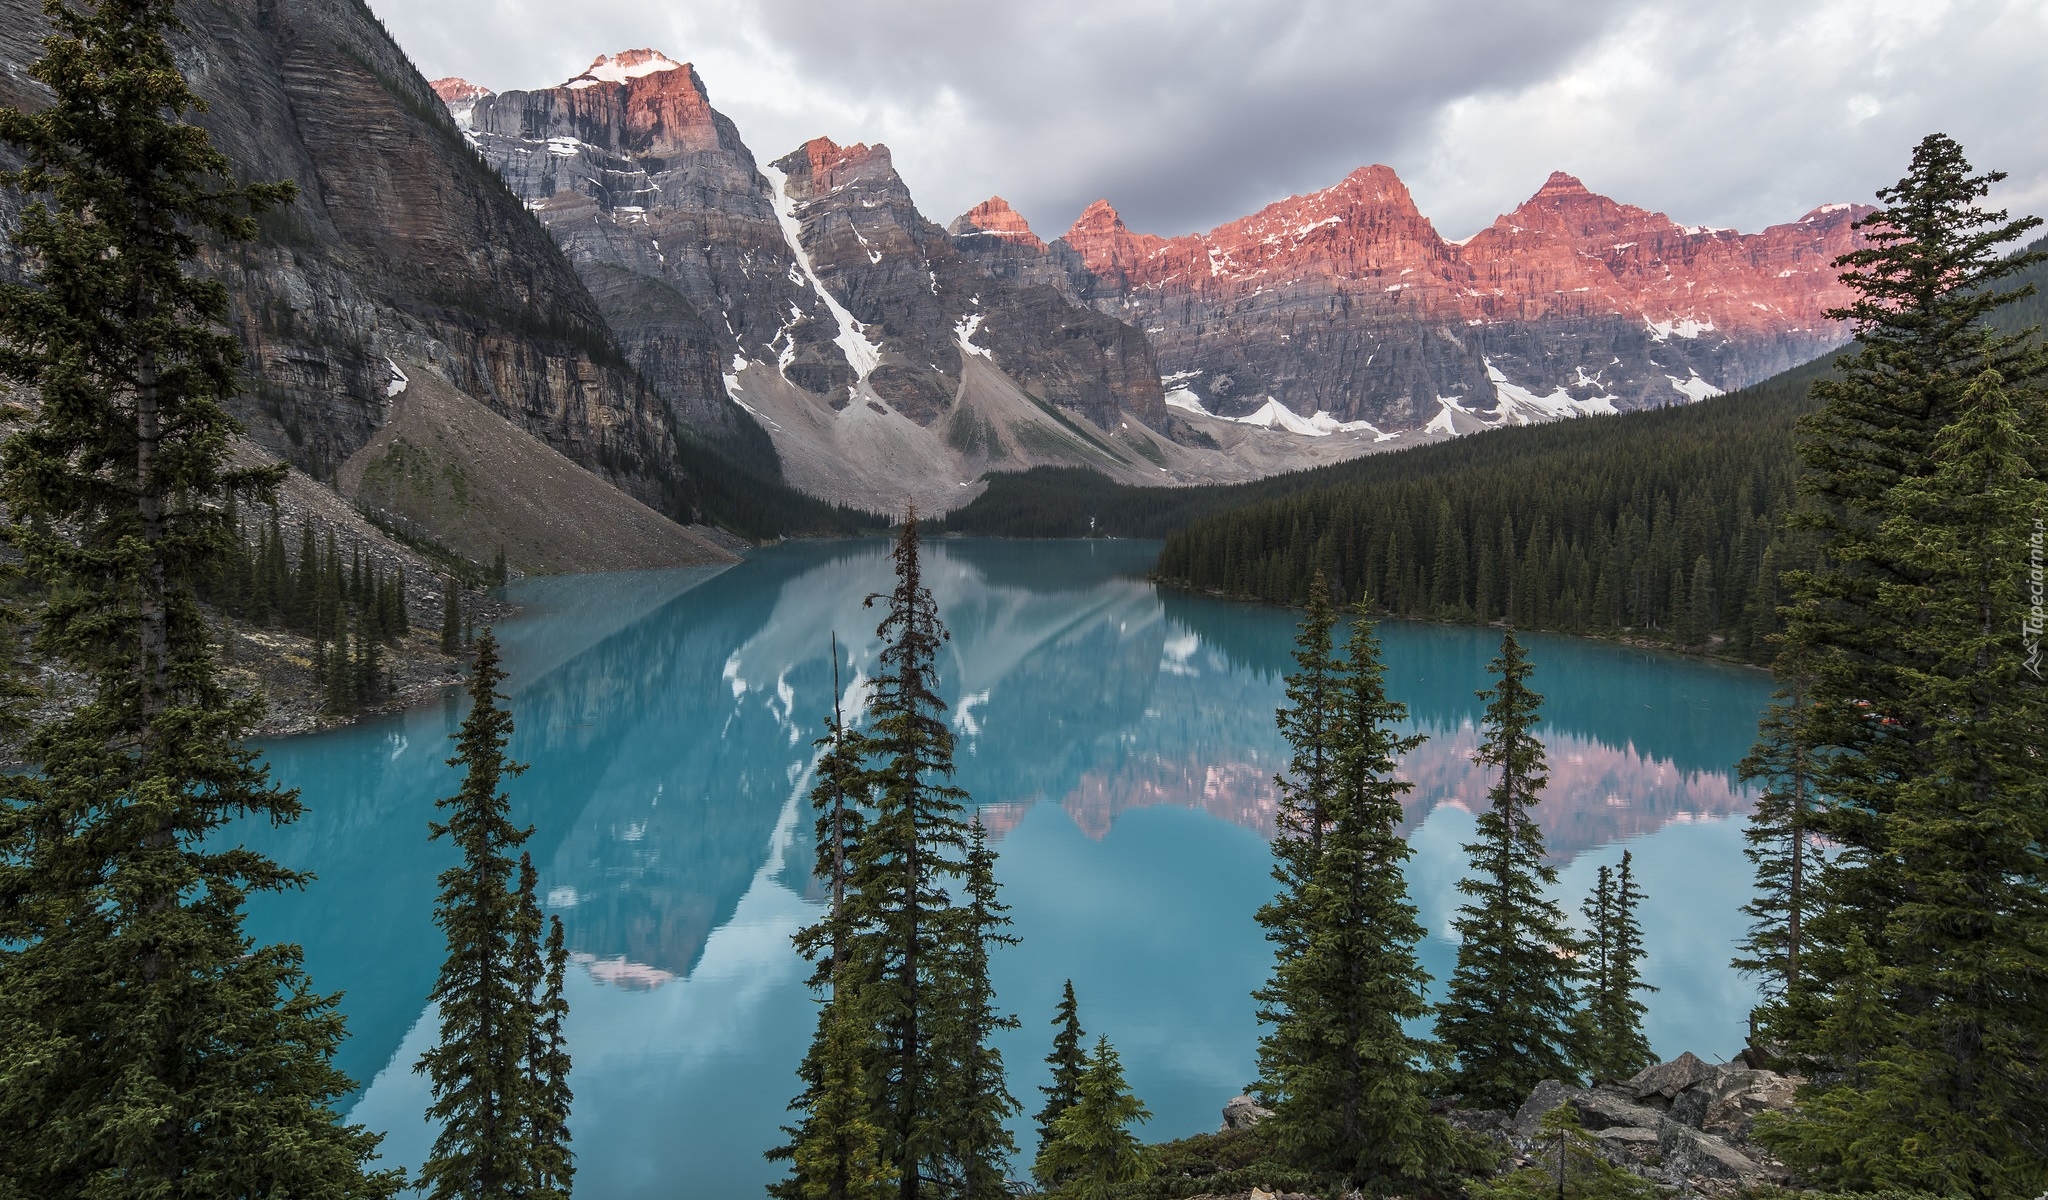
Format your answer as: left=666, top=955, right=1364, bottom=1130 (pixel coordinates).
left=1153, top=365, right=1826, bottom=662
left=945, top=237, right=2048, bottom=665
left=1139, top=239, right=2048, bottom=663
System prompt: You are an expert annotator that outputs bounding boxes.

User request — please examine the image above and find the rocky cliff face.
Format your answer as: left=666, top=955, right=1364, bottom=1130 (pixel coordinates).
left=457, top=62, right=1163, bottom=438
left=0, top=0, right=699, bottom=517
left=1019, top=166, right=1869, bottom=431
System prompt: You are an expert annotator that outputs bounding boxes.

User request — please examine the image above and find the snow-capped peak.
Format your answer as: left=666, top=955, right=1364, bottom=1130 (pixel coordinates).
left=564, top=49, right=684, bottom=90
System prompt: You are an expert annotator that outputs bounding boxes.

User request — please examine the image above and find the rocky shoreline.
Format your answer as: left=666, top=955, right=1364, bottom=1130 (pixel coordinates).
left=1204, top=1052, right=1803, bottom=1199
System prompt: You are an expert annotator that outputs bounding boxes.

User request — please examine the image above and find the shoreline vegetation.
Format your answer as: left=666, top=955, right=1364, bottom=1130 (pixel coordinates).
left=0, top=2, right=2040, bottom=1195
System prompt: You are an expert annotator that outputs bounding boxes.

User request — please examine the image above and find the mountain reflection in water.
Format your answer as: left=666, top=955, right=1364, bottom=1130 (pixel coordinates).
left=237, top=538, right=1771, bottom=1200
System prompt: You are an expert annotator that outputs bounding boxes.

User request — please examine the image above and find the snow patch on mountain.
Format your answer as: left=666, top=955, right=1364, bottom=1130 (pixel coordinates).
left=761, top=162, right=880, bottom=382
left=1666, top=370, right=1722, bottom=403
left=564, top=50, right=683, bottom=90
left=955, top=312, right=991, bottom=360
left=1646, top=315, right=1716, bottom=341
left=1485, top=358, right=1618, bottom=423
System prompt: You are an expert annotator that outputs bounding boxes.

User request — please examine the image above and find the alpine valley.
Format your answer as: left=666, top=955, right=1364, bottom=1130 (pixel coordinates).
left=1, top=0, right=1871, bottom=539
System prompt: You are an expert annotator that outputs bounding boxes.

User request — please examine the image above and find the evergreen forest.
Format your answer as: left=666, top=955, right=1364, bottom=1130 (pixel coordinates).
left=0, top=3, right=2040, bottom=1200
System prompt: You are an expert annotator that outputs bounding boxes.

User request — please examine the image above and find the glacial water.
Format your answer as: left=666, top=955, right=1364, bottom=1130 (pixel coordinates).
left=237, top=537, right=1774, bottom=1198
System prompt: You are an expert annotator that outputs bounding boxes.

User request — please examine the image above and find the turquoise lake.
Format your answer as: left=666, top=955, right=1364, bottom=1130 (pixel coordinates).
left=238, top=538, right=1775, bottom=1198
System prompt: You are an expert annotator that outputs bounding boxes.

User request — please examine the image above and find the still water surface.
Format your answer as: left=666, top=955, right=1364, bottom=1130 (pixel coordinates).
left=239, top=538, right=1773, bottom=1198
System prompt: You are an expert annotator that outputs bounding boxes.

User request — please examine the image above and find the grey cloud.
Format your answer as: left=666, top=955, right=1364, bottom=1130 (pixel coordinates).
left=372, top=0, right=2048, bottom=243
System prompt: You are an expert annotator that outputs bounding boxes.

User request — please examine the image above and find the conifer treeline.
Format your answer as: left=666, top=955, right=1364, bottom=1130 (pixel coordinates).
left=1147, top=234, right=2048, bottom=662
left=201, top=505, right=418, bottom=710
left=1152, top=376, right=1821, bottom=661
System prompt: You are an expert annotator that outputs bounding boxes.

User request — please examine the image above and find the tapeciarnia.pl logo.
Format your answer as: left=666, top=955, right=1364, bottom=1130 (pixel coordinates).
left=2026, top=516, right=2044, bottom=679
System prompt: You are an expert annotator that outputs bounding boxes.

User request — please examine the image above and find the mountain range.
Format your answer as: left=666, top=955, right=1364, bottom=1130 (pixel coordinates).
left=0, top=0, right=1869, bottom=554
left=433, top=49, right=1867, bottom=515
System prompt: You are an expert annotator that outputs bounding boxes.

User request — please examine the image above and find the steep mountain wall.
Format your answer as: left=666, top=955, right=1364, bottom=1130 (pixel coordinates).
left=0, top=0, right=698, bottom=519
left=454, top=60, right=1165, bottom=437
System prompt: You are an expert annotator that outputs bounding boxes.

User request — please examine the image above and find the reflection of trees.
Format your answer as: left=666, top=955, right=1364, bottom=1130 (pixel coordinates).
left=241, top=536, right=1767, bottom=1101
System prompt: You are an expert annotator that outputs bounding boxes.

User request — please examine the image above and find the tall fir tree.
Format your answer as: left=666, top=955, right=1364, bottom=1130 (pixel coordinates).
left=1761, top=367, right=2048, bottom=1195
left=1780, top=134, right=2045, bottom=1007
left=0, top=1, right=397, bottom=1193
left=928, top=816, right=1020, bottom=1198
left=1271, top=571, right=1343, bottom=895
left=774, top=513, right=1017, bottom=1200
left=1576, top=852, right=1655, bottom=1083
left=1254, top=609, right=1470, bottom=1191
left=773, top=634, right=884, bottom=1200
left=530, top=916, right=575, bottom=1200
left=1757, top=135, right=2048, bottom=1196
left=1035, top=980, right=1088, bottom=1157
left=1030, top=1037, right=1156, bottom=1200
left=416, top=630, right=557, bottom=1199
left=1733, top=672, right=1818, bottom=1037
left=1436, top=632, right=1584, bottom=1107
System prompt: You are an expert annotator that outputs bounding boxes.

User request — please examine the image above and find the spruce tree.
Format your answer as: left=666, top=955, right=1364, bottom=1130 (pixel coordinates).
left=1436, top=632, right=1584, bottom=1107
left=928, top=815, right=1019, bottom=1198
left=1030, top=1037, right=1155, bottom=1200
left=1273, top=571, right=1342, bottom=880
left=530, top=915, right=575, bottom=1200
left=1254, top=610, right=1469, bottom=1190
left=1760, top=367, right=2048, bottom=1195
left=1756, top=136, right=2048, bottom=1196
left=1733, top=672, right=1818, bottom=1036
left=1576, top=853, right=1655, bottom=1082
left=0, top=1, right=397, bottom=1193
left=794, top=1003, right=898, bottom=1200
left=1035, top=980, right=1088, bottom=1156
left=416, top=629, right=549, bottom=1198
left=775, top=514, right=1016, bottom=1200
left=1780, top=134, right=2044, bottom=998
left=773, top=637, right=884, bottom=1200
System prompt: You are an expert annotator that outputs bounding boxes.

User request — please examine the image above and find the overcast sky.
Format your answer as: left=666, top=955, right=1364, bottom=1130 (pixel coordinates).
left=369, top=0, right=2048, bottom=242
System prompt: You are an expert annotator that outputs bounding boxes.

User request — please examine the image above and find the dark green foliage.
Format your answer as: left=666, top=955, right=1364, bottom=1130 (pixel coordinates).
left=1576, top=852, right=1655, bottom=1082
left=1733, top=673, right=1818, bottom=1033
left=930, top=816, right=1021, bottom=1198
left=1436, top=633, right=1584, bottom=1107
left=667, top=430, right=885, bottom=541
left=1030, top=1037, right=1156, bottom=1200
left=1470, top=1103, right=1659, bottom=1200
left=416, top=631, right=572, bottom=1198
left=0, top=1, right=399, bottom=1193
left=198, top=508, right=415, bottom=713
left=532, top=916, right=575, bottom=1200
left=1099, top=1125, right=1318, bottom=1200
left=1267, top=572, right=1343, bottom=907
left=792, top=1003, right=898, bottom=1200
left=1752, top=136, right=2048, bottom=1197
left=773, top=515, right=1018, bottom=1200
left=1253, top=598, right=1473, bottom=1191
left=1036, top=980, right=1088, bottom=1157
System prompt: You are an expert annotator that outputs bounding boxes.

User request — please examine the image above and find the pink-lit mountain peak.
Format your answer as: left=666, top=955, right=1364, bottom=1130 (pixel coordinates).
left=563, top=48, right=688, bottom=90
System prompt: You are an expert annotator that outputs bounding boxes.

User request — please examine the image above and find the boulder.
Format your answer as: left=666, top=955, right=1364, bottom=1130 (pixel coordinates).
left=1508, top=1079, right=1574, bottom=1139
left=1657, top=1118, right=1767, bottom=1186
left=1667, top=1064, right=1802, bottom=1157
left=1625, top=1051, right=1719, bottom=1103
left=1220, top=1093, right=1274, bottom=1133
left=1508, top=1079, right=1662, bottom=1139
